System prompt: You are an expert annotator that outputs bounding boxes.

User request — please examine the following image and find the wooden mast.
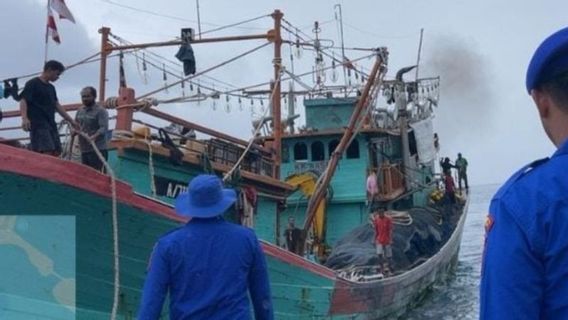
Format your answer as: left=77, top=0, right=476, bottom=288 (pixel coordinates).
left=271, top=10, right=283, bottom=179
left=301, top=50, right=388, bottom=245
left=98, top=27, right=110, bottom=103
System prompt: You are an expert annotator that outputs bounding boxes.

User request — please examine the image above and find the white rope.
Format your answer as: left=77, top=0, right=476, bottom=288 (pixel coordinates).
left=112, top=129, right=157, bottom=197
left=147, top=141, right=157, bottom=197
left=74, top=130, right=120, bottom=320
left=58, top=120, right=73, bottom=160
left=387, top=210, right=413, bottom=226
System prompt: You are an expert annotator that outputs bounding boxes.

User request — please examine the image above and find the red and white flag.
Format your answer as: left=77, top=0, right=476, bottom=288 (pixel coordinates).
left=50, top=0, right=75, bottom=23
left=47, top=6, right=61, bottom=44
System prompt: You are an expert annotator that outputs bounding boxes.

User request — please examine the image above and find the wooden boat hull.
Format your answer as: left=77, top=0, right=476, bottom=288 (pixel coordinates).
left=0, top=145, right=468, bottom=319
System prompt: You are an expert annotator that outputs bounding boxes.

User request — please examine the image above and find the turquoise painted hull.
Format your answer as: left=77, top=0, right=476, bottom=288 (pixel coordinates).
left=0, top=170, right=179, bottom=319
left=0, top=146, right=338, bottom=319
left=105, top=144, right=468, bottom=318
left=1, top=141, right=468, bottom=319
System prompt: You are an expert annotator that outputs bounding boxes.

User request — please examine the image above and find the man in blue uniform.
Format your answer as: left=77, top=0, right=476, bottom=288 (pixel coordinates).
left=138, top=174, right=273, bottom=319
left=480, top=27, right=568, bottom=319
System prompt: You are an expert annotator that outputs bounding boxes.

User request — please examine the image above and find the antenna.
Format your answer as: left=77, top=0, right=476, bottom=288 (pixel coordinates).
left=334, top=4, right=348, bottom=95
left=196, top=0, right=202, bottom=39
left=415, top=28, right=424, bottom=80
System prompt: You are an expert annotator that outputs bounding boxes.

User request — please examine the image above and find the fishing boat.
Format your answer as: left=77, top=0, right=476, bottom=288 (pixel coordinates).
left=0, top=9, right=468, bottom=319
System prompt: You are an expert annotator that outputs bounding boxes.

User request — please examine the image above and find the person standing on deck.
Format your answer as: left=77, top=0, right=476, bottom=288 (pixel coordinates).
left=480, top=27, right=568, bottom=319
left=138, top=174, right=273, bottom=320
left=372, top=206, right=393, bottom=274
left=366, top=168, right=379, bottom=207
left=443, top=171, right=456, bottom=204
left=454, top=153, right=469, bottom=191
left=440, top=157, right=455, bottom=175
left=284, top=216, right=302, bottom=255
left=19, top=60, right=78, bottom=156
left=75, top=86, right=109, bottom=171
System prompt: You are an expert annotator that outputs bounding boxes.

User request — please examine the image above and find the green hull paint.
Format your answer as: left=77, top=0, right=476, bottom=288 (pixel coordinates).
left=0, top=171, right=180, bottom=319
left=0, top=169, right=343, bottom=319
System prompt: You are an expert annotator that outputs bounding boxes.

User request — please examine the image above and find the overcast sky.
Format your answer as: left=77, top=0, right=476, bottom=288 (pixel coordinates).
left=1, top=0, right=567, bottom=186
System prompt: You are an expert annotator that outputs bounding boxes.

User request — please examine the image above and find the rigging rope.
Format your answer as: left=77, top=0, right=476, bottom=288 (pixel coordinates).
left=222, top=66, right=283, bottom=182
left=281, top=21, right=370, bottom=79
left=2, top=51, right=101, bottom=82
left=200, top=14, right=271, bottom=36
left=221, top=52, right=375, bottom=96
left=111, top=33, right=241, bottom=92
left=112, top=30, right=374, bottom=104
left=137, top=42, right=271, bottom=99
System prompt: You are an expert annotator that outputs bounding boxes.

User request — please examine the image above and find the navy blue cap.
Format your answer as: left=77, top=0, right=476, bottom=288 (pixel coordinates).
left=526, top=27, right=568, bottom=93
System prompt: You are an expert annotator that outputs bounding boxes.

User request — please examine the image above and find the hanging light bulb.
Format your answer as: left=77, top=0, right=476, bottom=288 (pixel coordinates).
left=197, top=86, right=202, bottom=105
left=162, top=63, right=168, bottom=94
left=250, top=98, right=254, bottom=113
left=180, top=73, right=186, bottom=97
left=260, top=99, right=265, bottom=113
left=238, top=97, right=243, bottom=111
left=331, top=60, right=338, bottom=83
left=142, top=52, right=148, bottom=84
left=225, top=94, right=231, bottom=113
left=295, top=35, right=302, bottom=59
left=189, top=81, right=194, bottom=92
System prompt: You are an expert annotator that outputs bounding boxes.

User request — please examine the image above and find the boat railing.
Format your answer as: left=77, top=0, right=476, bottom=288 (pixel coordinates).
left=206, top=138, right=273, bottom=176
left=378, top=162, right=405, bottom=200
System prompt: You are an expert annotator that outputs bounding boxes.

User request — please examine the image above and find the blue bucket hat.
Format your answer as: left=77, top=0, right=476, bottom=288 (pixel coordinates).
left=175, top=174, right=236, bottom=218
left=526, top=27, right=568, bottom=93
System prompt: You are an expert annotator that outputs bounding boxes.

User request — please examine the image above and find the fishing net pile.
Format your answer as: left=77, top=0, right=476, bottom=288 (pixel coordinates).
left=324, top=204, right=462, bottom=271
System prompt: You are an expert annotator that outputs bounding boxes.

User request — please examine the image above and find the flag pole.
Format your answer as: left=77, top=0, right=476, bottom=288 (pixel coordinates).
left=44, top=0, right=50, bottom=63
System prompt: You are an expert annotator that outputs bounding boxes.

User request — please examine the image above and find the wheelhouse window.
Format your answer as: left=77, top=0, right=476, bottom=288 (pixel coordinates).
left=346, top=140, right=360, bottom=159
left=282, top=144, right=290, bottom=163
left=328, top=139, right=339, bottom=157
left=311, top=141, right=325, bottom=161
left=294, top=142, right=308, bottom=161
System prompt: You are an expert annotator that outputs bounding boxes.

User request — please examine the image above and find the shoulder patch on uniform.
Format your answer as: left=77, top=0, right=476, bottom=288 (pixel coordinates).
left=521, top=157, right=549, bottom=175
left=495, top=157, right=550, bottom=198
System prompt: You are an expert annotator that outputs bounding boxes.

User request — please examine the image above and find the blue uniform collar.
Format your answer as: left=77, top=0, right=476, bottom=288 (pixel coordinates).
left=186, top=216, right=225, bottom=224
left=553, top=137, right=568, bottom=157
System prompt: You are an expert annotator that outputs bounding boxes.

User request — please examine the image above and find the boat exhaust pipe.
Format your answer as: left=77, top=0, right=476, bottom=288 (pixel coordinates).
left=396, top=65, right=417, bottom=82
